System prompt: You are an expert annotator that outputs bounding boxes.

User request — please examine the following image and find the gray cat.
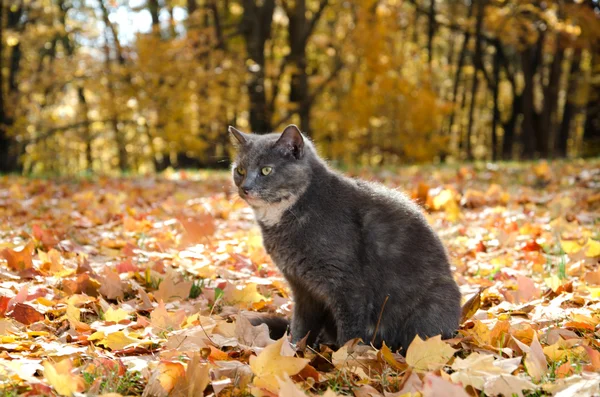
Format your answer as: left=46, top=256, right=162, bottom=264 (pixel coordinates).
left=230, top=124, right=461, bottom=352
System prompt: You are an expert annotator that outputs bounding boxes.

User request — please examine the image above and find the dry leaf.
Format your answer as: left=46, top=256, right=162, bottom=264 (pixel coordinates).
left=405, top=335, right=456, bottom=372
left=250, top=336, right=309, bottom=393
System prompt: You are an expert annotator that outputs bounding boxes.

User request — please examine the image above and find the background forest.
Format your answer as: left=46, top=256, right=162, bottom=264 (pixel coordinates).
left=0, top=0, right=598, bottom=175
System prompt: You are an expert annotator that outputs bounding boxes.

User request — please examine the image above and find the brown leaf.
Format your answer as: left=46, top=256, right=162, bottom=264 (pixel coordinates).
left=10, top=303, right=44, bottom=325
left=460, top=287, right=485, bottom=323
left=98, top=268, right=124, bottom=299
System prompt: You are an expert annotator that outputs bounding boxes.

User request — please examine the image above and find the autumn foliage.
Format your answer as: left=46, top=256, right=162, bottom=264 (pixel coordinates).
left=0, top=160, right=599, bottom=396
left=0, top=0, right=599, bottom=175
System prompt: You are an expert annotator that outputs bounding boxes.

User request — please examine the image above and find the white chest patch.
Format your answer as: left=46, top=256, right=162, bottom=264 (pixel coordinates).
left=252, top=195, right=299, bottom=227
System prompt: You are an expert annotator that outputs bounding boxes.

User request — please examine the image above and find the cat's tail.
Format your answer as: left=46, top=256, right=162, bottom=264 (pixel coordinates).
left=247, top=314, right=290, bottom=340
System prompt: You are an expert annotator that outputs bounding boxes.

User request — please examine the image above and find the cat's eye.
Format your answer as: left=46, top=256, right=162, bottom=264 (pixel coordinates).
left=236, top=167, right=246, bottom=176
left=261, top=166, right=273, bottom=176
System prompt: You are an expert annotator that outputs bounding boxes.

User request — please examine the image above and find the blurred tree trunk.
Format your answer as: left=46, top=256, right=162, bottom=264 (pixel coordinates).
left=583, top=51, right=599, bottom=157
left=427, top=0, right=436, bottom=65
left=491, top=48, right=500, bottom=161
left=540, top=38, right=564, bottom=158
left=241, top=0, right=275, bottom=133
left=0, top=2, right=24, bottom=172
left=465, top=0, right=486, bottom=161
left=556, top=48, right=582, bottom=158
left=446, top=1, right=474, bottom=145
left=100, top=0, right=128, bottom=171
left=149, top=0, right=160, bottom=29
left=188, top=0, right=198, bottom=16
left=519, top=34, right=544, bottom=159
left=77, top=86, right=93, bottom=172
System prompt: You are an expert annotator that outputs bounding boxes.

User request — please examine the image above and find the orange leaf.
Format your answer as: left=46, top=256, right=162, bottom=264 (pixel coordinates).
left=10, top=303, right=44, bottom=325
left=1, top=241, right=35, bottom=271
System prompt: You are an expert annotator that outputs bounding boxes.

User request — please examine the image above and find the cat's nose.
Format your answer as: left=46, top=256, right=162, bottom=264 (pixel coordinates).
left=242, top=188, right=250, bottom=195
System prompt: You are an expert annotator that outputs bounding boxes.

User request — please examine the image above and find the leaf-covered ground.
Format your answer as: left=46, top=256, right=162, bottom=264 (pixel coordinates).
left=1, top=160, right=599, bottom=397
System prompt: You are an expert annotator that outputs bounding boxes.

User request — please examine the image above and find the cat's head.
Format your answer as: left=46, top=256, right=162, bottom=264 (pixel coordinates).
left=229, top=125, right=313, bottom=207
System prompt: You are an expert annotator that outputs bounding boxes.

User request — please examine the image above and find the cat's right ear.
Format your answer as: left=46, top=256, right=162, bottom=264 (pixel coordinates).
left=229, top=126, right=250, bottom=146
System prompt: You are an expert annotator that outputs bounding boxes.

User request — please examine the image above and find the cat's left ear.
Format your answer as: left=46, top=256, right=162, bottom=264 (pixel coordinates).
left=275, top=125, right=304, bottom=159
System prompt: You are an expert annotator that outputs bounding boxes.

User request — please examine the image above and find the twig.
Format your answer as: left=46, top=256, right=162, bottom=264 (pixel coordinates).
left=371, top=294, right=389, bottom=345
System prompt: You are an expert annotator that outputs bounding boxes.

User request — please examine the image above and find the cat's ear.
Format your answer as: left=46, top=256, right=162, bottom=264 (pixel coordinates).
left=229, top=126, right=250, bottom=146
left=275, top=125, right=304, bottom=159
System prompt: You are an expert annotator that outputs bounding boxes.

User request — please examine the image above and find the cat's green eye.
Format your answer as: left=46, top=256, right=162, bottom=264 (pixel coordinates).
left=261, top=166, right=273, bottom=176
left=236, top=167, right=246, bottom=176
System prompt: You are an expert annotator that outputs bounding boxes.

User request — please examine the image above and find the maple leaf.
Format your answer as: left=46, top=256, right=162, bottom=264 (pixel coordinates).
left=103, top=307, right=131, bottom=322
left=9, top=303, right=44, bottom=325
left=223, top=282, right=268, bottom=306
left=43, top=359, right=86, bottom=397
left=154, top=273, right=192, bottom=302
left=512, top=333, right=547, bottom=382
left=171, top=353, right=210, bottom=397
left=277, top=376, right=309, bottom=397
left=235, top=314, right=274, bottom=348
left=250, top=336, right=309, bottom=394
left=66, top=303, right=91, bottom=331
left=143, top=361, right=186, bottom=397
left=422, top=373, right=470, bottom=397
left=1, top=241, right=35, bottom=271
left=484, top=374, right=536, bottom=397
left=94, top=331, right=142, bottom=351
left=150, top=300, right=185, bottom=332
left=98, top=268, right=125, bottom=300
left=405, top=335, right=456, bottom=372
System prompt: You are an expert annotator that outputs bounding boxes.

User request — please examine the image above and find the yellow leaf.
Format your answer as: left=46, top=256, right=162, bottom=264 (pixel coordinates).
left=405, top=335, right=456, bottom=372
left=544, top=275, right=563, bottom=292
left=585, top=240, right=600, bottom=258
left=250, top=337, right=309, bottom=393
left=224, top=283, right=267, bottom=306
left=43, top=360, right=85, bottom=397
left=379, top=342, right=405, bottom=371
left=97, top=331, right=140, bottom=351
left=561, top=240, right=582, bottom=254
left=66, top=304, right=90, bottom=331
left=104, top=307, right=130, bottom=323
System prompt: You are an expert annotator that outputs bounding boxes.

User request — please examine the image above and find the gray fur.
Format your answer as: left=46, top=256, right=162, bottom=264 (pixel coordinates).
left=231, top=125, right=461, bottom=353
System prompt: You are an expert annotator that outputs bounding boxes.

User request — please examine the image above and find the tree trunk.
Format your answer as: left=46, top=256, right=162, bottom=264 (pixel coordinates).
left=556, top=49, right=582, bottom=157
left=287, top=0, right=309, bottom=132
left=539, top=38, right=564, bottom=158
left=427, top=0, right=436, bottom=65
left=445, top=0, right=474, bottom=141
left=491, top=48, right=500, bottom=161
left=519, top=34, right=544, bottom=159
left=100, top=1, right=128, bottom=171
left=583, top=51, right=599, bottom=157
left=465, top=0, right=486, bottom=160
left=0, top=3, right=25, bottom=172
left=241, top=0, right=275, bottom=132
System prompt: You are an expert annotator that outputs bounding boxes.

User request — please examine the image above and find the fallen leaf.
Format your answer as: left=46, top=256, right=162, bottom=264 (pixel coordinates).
left=10, top=303, right=44, bottom=325
left=43, top=359, right=86, bottom=397
left=250, top=336, right=309, bottom=393
left=103, top=307, right=131, bottom=323
left=99, top=268, right=124, bottom=300
left=1, top=241, right=35, bottom=271
left=154, top=273, right=192, bottom=303
left=422, top=373, right=469, bottom=397
left=150, top=300, right=185, bottom=332
left=405, top=335, right=456, bottom=372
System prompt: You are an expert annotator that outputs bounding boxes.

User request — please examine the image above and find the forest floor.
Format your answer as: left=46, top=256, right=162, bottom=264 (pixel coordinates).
left=0, top=159, right=599, bottom=397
